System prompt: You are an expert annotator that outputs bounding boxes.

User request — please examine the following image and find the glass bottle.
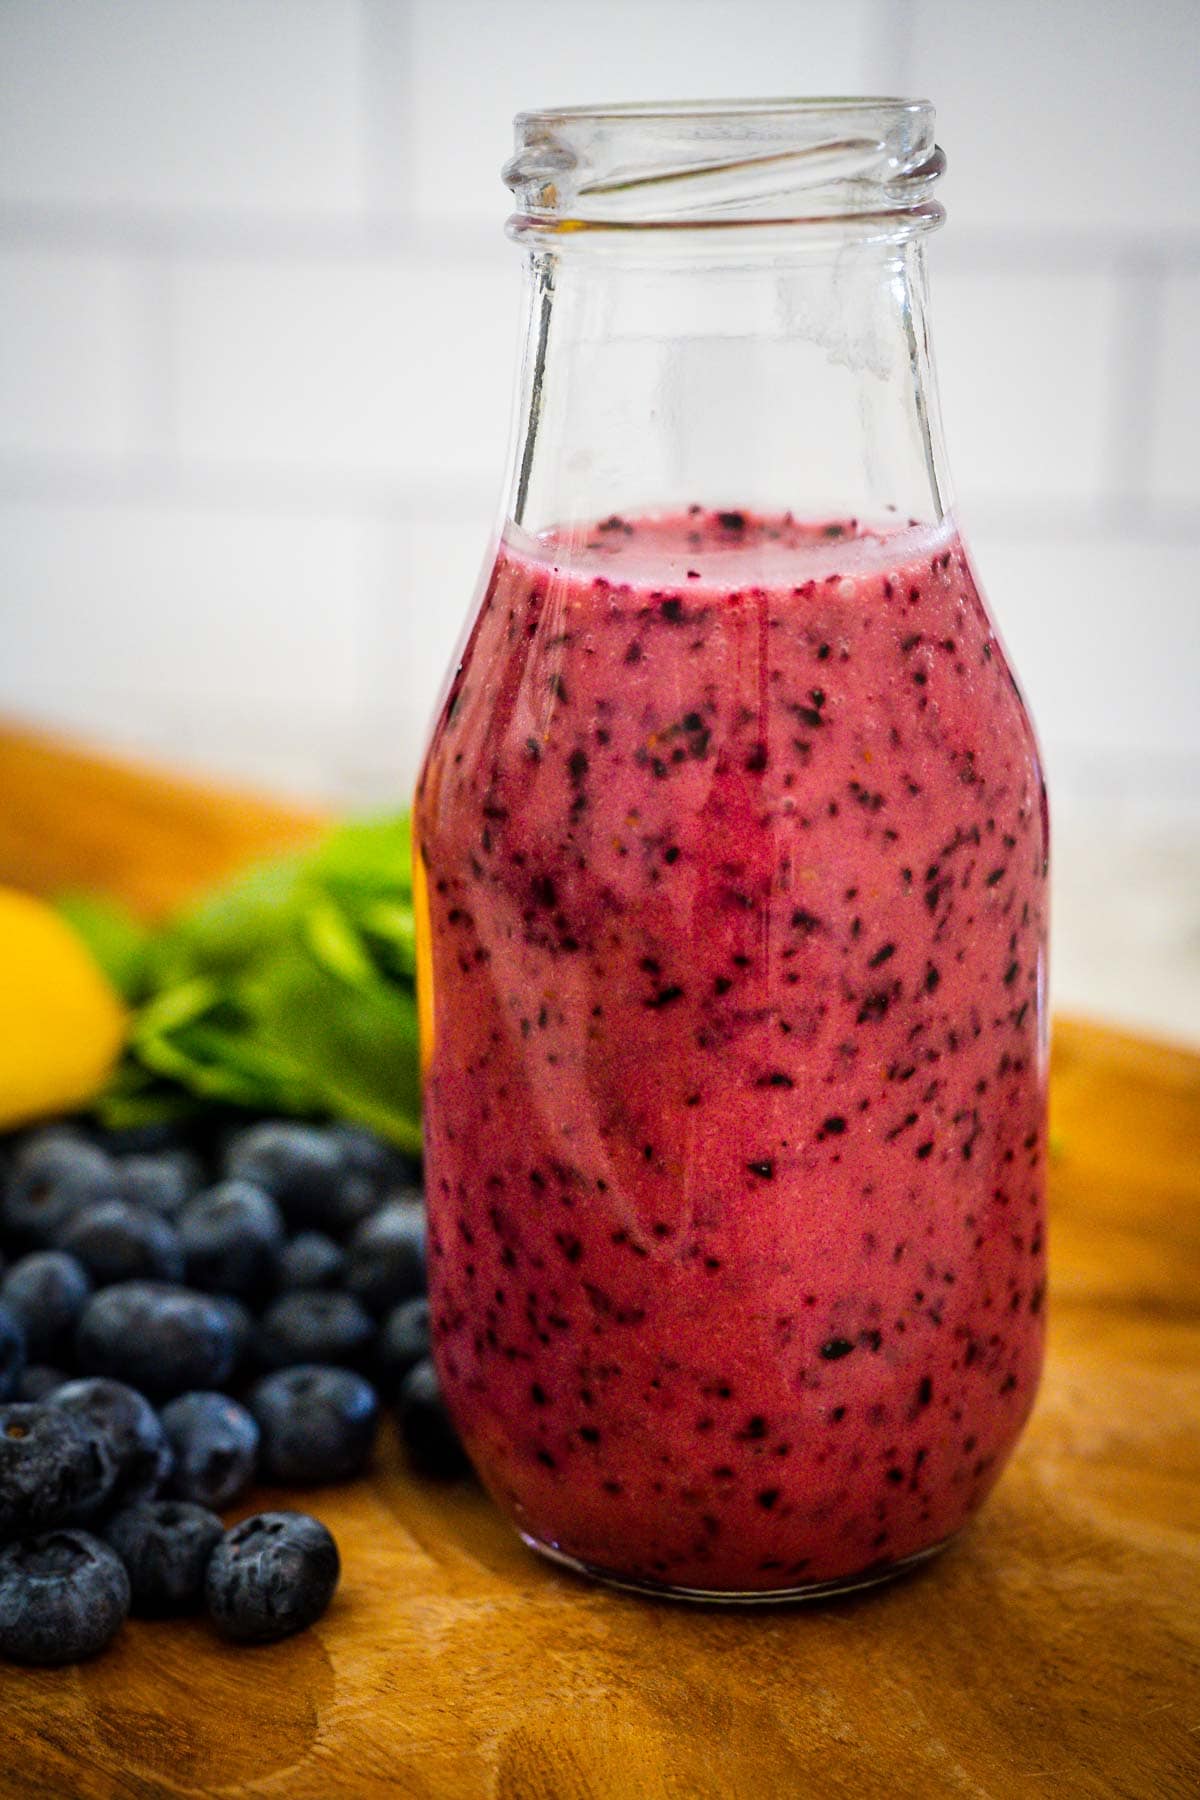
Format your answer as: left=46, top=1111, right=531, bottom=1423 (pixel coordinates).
left=414, top=99, right=1048, bottom=1601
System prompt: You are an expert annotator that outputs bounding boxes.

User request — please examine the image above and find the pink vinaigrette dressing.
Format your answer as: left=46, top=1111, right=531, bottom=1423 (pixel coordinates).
left=414, top=509, right=1047, bottom=1595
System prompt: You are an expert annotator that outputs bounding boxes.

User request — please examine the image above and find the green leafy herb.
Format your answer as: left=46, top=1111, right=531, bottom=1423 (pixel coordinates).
left=64, top=813, right=423, bottom=1152
left=56, top=892, right=152, bottom=1001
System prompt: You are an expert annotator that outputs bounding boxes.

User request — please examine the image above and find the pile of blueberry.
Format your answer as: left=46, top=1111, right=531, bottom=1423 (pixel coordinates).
left=0, top=1117, right=466, bottom=1665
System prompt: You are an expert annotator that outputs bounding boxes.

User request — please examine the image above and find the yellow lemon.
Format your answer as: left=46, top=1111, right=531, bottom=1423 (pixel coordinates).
left=0, top=886, right=127, bottom=1130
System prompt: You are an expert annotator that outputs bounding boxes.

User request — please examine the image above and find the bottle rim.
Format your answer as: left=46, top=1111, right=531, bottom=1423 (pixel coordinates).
left=504, top=96, right=945, bottom=241
left=513, top=96, right=929, bottom=123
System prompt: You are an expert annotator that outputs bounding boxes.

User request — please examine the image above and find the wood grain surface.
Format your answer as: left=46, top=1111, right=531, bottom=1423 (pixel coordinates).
left=0, top=728, right=1197, bottom=1799
left=0, top=721, right=324, bottom=919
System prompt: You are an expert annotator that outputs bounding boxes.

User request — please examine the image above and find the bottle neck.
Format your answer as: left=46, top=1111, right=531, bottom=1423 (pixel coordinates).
left=504, top=233, right=951, bottom=536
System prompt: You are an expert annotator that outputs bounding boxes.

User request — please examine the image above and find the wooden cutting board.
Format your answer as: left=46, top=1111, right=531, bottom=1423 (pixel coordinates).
left=0, top=726, right=1197, bottom=1799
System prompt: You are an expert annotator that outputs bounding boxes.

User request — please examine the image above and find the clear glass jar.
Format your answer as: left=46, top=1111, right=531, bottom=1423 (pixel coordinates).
left=414, top=99, right=1048, bottom=1601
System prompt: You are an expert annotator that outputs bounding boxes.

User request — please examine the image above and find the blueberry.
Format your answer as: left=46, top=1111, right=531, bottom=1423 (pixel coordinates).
left=210, top=1294, right=255, bottom=1377
left=2, top=1137, right=119, bottom=1248
left=1, top=1253, right=91, bottom=1362
left=397, top=1359, right=470, bottom=1479
left=75, top=1283, right=235, bottom=1400
left=343, top=1197, right=426, bottom=1316
left=179, top=1180, right=284, bottom=1300
left=6, top=1122, right=89, bottom=1158
left=101, top=1499, right=223, bottom=1615
left=15, top=1365, right=67, bottom=1403
left=257, top=1291, right=375, bottom=1371
left=0, top=1303, right=26, bottom=1402
left=0, top=1529, right=129, bottom=1663
left=0, top=1403, right=113, bottom=1535
left=117, top=1150, right=204, bottom=1220
left=276, top=1231, right=346, bottom=1293
left=225, top=1123, right=371, bottom=1234
left=327, top=1123, right=418, bottom=1197
left=50, top=1378, right=173, bottom=1508
left=249, top=1365, right=378, bottom=1485
left=2, top=1124, right=90, bottom=1175
left=56, top=1200, right=185, bottom=1287
left=206, top=1511, right=339, bottom=1644
left=376, top=1297, right=431, bottom=1401
left=161, top=1392, right=259, bottom=1510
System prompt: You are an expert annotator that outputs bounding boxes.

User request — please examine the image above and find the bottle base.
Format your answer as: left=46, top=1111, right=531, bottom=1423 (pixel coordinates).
left=519, top=1530, right=955, bottom=1606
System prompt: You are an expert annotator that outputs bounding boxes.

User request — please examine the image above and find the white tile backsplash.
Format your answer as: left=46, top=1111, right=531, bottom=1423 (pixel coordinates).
left=908, top=0, right=1200, bottom=236
left=933, top=266, right=1119, bottom=506
left=356, top=510, right=499, bottom=792
left=0, top=0, right=368, bottom=218
left=171, top=254, right=519, bottom=482
left=0, top=246, right=150, bottom=459
left=0, top=499, right=369, bottom=722
left=1149, top=272, right=1200, bottom=507
left=1051, top=811, right=1200, bottom=1048
left=359, top=0, right=416, bottom=219
left=967, top=533, right=1200, bottom=762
